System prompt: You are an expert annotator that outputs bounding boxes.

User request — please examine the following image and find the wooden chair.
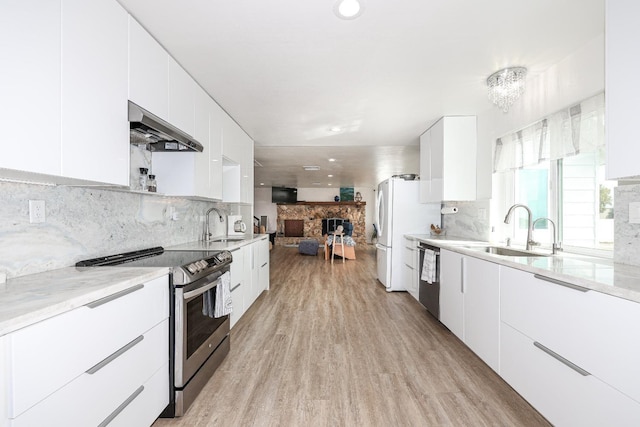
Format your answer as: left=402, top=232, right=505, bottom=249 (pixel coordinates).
left=324, top=234, right=356, bottom=262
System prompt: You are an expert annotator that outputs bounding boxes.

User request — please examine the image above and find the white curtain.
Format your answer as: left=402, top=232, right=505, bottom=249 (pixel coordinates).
left=493, top=92, right=605, bottom=172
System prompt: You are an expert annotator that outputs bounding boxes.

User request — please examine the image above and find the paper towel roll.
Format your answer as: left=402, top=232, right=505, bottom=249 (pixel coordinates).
left=441, top=206, right=459, bottom=214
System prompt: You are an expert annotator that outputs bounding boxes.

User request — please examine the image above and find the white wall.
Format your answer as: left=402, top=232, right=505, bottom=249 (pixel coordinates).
left=477, top=34, right=605, bottom=200
left=254, top=186, right=376, bottom=242
left=254, top=187, right=278, bottom=232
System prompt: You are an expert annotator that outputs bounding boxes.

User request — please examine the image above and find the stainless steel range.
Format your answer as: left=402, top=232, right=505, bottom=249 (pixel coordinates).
left=77, top=247, right=233, bottom=417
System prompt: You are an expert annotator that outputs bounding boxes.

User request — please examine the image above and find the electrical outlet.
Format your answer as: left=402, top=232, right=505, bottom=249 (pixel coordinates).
left=29, top=200, right=45, bottom=224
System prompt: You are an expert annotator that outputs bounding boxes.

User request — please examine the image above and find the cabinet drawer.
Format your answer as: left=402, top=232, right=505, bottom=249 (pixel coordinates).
left=501, top=323, right=640, bottom=426
left=107, top=362, right=169, bottom=427
left=11, top=319, right=168, bottom=426
left=7, top=275, right=169, bottom=417
left=500, top=267, right=640, bottom=403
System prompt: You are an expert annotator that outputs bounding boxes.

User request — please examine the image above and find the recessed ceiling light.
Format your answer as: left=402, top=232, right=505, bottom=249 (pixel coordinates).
left=333, top=0, right=364, bottom=20
left=260, top=183, right=264, bottom=186
left=328, top=158, right=336, bottom=162
left=303, top=166, right=320, bottom=171
left=328, top=174, right=334, bottom=178
left=328, top=183, right=333, bottom=186
left=330, top=126, right=341, bottom=132
left=312, top=182, right=321, bottom=186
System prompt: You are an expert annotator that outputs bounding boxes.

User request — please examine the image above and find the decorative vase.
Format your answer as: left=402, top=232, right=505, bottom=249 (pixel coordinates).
left=334, top=195, right=340, bottom=202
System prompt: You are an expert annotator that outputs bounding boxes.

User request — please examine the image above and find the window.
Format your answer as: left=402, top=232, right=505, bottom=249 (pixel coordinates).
left=491, top=93, right=615, bottom=255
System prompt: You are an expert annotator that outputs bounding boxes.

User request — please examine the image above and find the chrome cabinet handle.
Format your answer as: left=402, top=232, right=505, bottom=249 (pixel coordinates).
left=230, top=283, right=241, bottom=292
left=533, top=341, right=590, bottom=376
left=460, top=257, right=466, bottom=293
left=97, top=385, right=144, bottom=427
left=87, top=284, right=144, bottom=309
left=86, top=335, right=144, bottom=375
left=534, top=274, right=588, bottom=293
left=261, top=262, right=268, bottom=268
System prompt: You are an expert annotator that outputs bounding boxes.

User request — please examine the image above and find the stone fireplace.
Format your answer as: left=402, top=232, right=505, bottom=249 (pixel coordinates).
left=276, top=202, right=366, bottom=246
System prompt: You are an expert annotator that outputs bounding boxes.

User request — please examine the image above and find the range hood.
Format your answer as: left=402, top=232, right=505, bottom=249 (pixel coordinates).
left=128, top=101, right=204, bottom=152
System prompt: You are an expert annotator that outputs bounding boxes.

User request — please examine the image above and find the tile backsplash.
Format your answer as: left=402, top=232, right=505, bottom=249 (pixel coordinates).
left=614, top=183, right=640, bottom=267
left=0, top=181, right=248, bottom=279
left=441, top=200, right=491, bottom=241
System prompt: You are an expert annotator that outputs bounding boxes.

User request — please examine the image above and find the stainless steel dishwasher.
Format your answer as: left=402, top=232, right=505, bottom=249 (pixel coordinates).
left=418, top=243, right=440, bottom=319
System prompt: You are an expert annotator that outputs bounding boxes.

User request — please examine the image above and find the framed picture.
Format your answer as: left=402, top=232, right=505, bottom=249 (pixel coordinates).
left=340, top=187, right=354, bottom=201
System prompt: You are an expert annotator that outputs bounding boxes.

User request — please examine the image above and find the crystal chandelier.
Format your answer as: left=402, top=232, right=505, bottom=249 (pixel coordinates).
left=486, top=67, right=527, bottom=113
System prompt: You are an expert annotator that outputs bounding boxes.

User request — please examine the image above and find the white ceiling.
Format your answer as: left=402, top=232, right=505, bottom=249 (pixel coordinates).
left=117, top=0, right=604, bottom=188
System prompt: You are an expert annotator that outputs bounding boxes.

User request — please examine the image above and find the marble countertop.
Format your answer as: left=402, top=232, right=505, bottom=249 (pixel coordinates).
left=407, top=234, right=640, bottom=303
left=166, top=234, right=268, bottom=252
left=0, top=235, right=270, bottom=337
left=0, top=266, right=169, bottom=337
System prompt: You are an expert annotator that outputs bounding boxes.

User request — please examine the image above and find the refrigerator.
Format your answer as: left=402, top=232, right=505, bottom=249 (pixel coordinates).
left=375, top=178, right=440, bottom=292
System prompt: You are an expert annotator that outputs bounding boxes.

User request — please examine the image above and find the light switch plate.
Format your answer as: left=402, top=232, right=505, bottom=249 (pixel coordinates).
left=629, top=202, right=640, bottom=224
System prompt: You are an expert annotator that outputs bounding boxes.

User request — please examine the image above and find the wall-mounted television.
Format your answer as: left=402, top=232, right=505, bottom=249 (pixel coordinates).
left=272, top=187, right=297, bottom=203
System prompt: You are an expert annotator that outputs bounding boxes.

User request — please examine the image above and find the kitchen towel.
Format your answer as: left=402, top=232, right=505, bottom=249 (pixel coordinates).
left=421, top=249, right=437, bottom=284
left=214, top=271, right=233, bottom=318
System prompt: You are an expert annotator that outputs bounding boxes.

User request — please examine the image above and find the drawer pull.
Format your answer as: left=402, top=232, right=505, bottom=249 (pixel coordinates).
left=86, top=335, right=145, bottom=375
left=533, top=274, right=588, bottom=292
left=87, top=284, right=145, bottom=309
left=533, top=341, right=591, bottom=376
left=97, top=385, right=144, bottom=427
left=230, top=283, right=242, bottom=292
left=261, top=262, right=268, bottom=268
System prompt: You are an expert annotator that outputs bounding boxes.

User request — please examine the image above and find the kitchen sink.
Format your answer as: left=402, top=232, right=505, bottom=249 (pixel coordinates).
left=209, top=237, right=245, bottom=243
left=465, top=245, right=550, bottom=257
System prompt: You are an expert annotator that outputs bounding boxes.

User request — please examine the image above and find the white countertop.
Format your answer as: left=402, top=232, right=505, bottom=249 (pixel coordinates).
left=407, top=234, right=640, bottom=303
left=0, top=235, right=270, bottom=337
left=0, top=266, right=170, bottom=337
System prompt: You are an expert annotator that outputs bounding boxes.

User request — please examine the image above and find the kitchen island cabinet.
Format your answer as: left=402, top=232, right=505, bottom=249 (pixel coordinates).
left=2, top=274, right=170, bottom=426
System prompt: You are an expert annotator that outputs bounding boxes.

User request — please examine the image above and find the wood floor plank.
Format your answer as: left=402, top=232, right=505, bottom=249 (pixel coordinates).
left=154, top=245, right=550, bottom=427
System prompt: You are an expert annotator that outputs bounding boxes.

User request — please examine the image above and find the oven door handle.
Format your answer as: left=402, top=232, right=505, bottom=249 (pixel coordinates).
left=183, top=280, right=219, bottom=299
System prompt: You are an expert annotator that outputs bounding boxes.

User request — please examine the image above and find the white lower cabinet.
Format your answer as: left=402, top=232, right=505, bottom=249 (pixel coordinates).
left=229, top=246, right=246, bottom=328
left=257, top=237, right=270, bottom=295
left=229, top=238, right=270, bottom=329
left=500, top=266, right=640, bottom=425
left=501, top=323, right=640, bottom=426
left=439, top=250, right=464, bottom=339
left=440, top=250, right=500, bottom=372
left=403, top=238, right=418, bottom=301
left=3, top=275, right=169, bottom=426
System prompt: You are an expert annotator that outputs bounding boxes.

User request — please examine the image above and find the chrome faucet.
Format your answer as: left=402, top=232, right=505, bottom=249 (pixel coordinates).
left=532, top=217, right=562, bottom=255
left=504, top=204, right=535, bottom=251
left=204, top=207, right=225, bottom=242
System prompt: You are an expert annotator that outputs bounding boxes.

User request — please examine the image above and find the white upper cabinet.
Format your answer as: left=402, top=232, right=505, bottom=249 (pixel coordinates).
left=0, top=0, right=61, bottom=177
left=128, top=17, right=169, bottom=121
left=168, top=58, right=196, bottom=137
left=61, top=0, right=129, bottom=186
left=209, top=100, right=224, bottom=200
left=0, top=0, right=129, bottom=186
left=222, top=112, right=254, bottom=203
left=420, top=116, right=477, bottom=203
left=605, top=0, right=640, bottom=180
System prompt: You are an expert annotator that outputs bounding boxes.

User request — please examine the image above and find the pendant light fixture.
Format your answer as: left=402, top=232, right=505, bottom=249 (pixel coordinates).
left=486, top=67, right=527, bottom=113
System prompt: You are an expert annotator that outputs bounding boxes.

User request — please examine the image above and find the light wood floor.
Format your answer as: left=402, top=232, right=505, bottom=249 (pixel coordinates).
left=154, top=245, right=550, bottom=427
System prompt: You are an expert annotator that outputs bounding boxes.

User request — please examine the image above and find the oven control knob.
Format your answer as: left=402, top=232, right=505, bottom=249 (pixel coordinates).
left=187, top=263, right=198, bottom=274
